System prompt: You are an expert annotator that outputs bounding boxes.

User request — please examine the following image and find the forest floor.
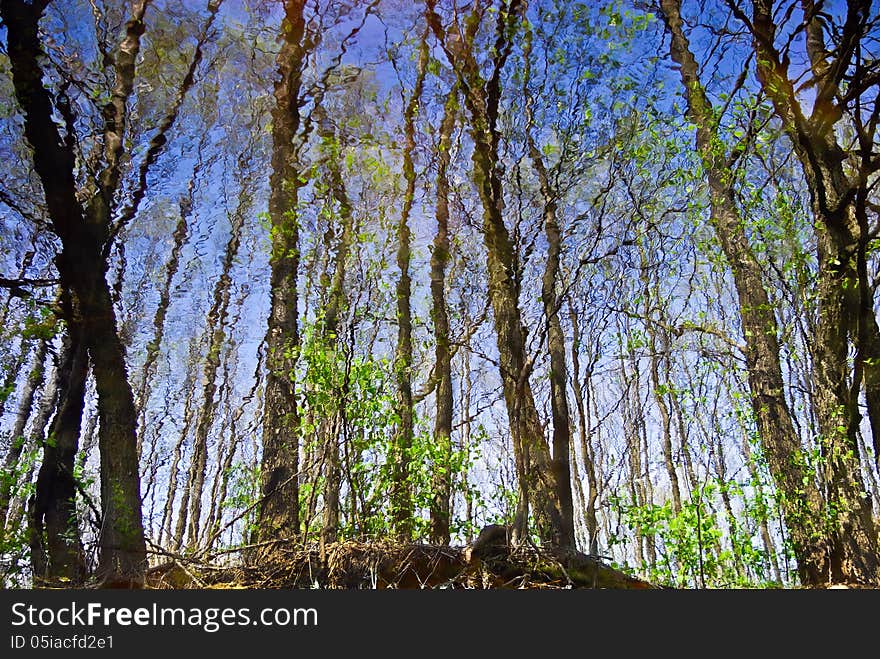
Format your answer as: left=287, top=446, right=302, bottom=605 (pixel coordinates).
left=146, top=525, right=656, bottom=590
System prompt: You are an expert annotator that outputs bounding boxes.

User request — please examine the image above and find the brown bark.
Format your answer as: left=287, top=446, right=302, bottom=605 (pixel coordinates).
left=523, top=63, right=576, bottom=548
left=743, top=0, right=879, bottom=584
left=426, top=0, right=564, bottom=545
left=258, top=0, right=307, bottom=547
left=2, top=0, right=148, bottom=586
left=390, top=28, right=429, bottom=539
left=660, top=0, right=846, bottom=586
left=619, top=342, right=646, bottom=566
left=541, top=226, right=580, bottom=546
left=428, top=87, right=458, bottom=545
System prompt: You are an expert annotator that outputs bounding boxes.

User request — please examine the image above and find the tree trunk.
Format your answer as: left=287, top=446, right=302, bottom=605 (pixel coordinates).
left=258, top=0, right=307, bottom=548
left=2, top=0, right=148, bottom=586
left=390, top=29, right=429, bottom=539
left=528, top=129, right=576, bottom=549
left=660, top=0, right=842, bottom=586
left=461, top=348, right=475, bottom=543
left=619, top=343, right=646, bottom=567
left=29, top=317, right=87, bottom=585
left=428, top=87, right=458, bottom=545
left=427, top=0, right=564, bottom=546
left=746, top=0, right=879, bottom=585
left=568, top=300, right=600, bottom=555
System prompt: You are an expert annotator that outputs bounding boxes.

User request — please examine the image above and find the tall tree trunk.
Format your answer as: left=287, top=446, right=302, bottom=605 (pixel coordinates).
left=315, top=113, right=356, bottom=546
left=461, top=347, right=475, bottom=543
left=427, top=0, right=564, bottom=546
left=29, top=317, right=87, bottom=585
left=521, top=26, right=576, bottom=549
left=660, top=0, right=838, bottom=586
left=528, top=136, right=576, bottom=549
left=390, top=29, right=429, bottom=539
left=619, top=344, right=646, bottom=567
left=744, top=0, right=879, bottom=584
left=258, top=0, right=307, bottom=548
left=428, top=87, right=458, bottom=545
left=2, top=0, right=148, bottom=586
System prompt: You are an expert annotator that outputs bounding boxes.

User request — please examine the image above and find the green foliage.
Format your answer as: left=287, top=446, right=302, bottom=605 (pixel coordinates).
left=610, top=478, right=787, bottom=588
left=219, top=462, right=262, bottom=545
left=20, top=306, right=57, bottom=342
left=298, top=320, right=397, bottom=538
left=295, top=316, right=496, bottom=542
left=398, top=418, right=490, bottom=540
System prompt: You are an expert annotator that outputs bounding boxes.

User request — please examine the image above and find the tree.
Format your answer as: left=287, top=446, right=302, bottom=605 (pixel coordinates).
left=29, top=315, right=87, bottom=585
left=725, top=0, right=879, bottom=585
left=313, top=104, right=357, bottom=546
left=427, top=0, right=568, bottom=546
left=2, top=0, right=150, bottom=586
left=659, top=0, right=839, bottom=587
left=258, top=0, right=308, bottom=548
left=389, top=27, right=429, bottom=539
left=522, top=20, right=577, bottom=550
left=428, top=86, right=459, bottom=545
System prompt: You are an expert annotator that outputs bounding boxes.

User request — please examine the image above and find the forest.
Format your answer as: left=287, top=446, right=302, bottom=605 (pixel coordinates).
left=0, top=0, right=878, bottom=590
